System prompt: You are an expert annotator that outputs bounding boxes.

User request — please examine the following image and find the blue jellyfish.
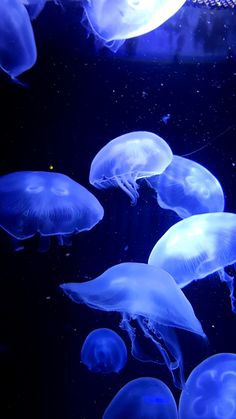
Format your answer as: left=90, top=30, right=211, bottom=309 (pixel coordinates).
left=179, top=353, right=236, bottom=419
left=81, top=328, right=127, bottom=374
left=103, top=377, right=178, bottom=418
left=60, top=262, right=206, bottom=388
left=89, top=131, right=173, bottom=205
left=148, top=212, right=236, bottom=312
left=147, top=155, right=225, bottom=218
left=0, top=171, right=104, bottom=249
left=22, top=0, right=47, bottom=20
left=0, top=0, right=37, bottom=79
left=81, top=0, right=187, bottom=52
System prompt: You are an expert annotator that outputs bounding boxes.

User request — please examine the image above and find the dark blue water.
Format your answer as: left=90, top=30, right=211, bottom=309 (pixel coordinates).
left=0, top=2, right=236, bottom=418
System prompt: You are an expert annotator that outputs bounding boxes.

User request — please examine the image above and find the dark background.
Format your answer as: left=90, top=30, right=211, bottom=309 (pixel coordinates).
left=0, top=2, right=236, bottom=418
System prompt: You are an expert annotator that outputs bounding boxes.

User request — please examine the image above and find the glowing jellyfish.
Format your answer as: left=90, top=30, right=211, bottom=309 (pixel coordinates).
left=147, top=155, right=225, bottom=218
left=60, top=262, right=205, bottom=388
left=0, top=171, right=104, bottom=249
left=148, top=212, right=236, bottom=312
left=81, top=328, right=127, bottom=373
left=103, top=377, right=178, bottom=419
left=89, top=131, right=173, bottom=205
left=22, top=0, right=47, bottom=20
left=179, top=353, right=236, bottom=419
left=0, top=0, right=37, bottom=79
left=82, top=0, right=187, bottom=51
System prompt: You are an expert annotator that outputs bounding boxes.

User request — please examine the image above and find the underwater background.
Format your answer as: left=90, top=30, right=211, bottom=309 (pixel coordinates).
left=0, top=2, right=236, bottom=418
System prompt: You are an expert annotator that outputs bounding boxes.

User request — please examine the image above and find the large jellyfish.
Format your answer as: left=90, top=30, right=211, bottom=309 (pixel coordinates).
left=0, top=171, right=104, bottom=249
left=60, top=262, right=206, bottom=388
left=0, top=0, right=37, bottom=79
left=148, top=212, right=236, bottom=312
left=147, top=155, right=225, bottom=218
left=179, top=353, right=236, bottom=419
left=81, top=328, right=127, bottom=374
left=89, top=131, right=173, bottom=205
left=81, top=0, right=187, bottom=52
left=103, top=377, right=178, bottom=418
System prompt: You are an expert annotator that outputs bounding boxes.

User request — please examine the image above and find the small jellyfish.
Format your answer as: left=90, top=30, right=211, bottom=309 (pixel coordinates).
left=147, top=155, right=225, bottom=218
left=60, top=262, right=205, bottom=388
left=21, top=0, right=47, bottom=20
left=0, top=171, right=104, bottom=250
left=103, top=377, right=178, bottom=418
left=81, top=0, right=187, bottom=52
left=161, top=114, right=171, bottom=125
left=81, top=328, right=127, bottom=373
left=0, top=0, right=37, bottom=79
left=179, top=353, right=236, bottom=419
left=89, top=131, right=173, bottom=205
left=148, top=212, right=236, bottom=312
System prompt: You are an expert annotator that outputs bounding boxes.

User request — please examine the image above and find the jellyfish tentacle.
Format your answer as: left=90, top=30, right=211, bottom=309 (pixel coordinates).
left=115, top=175, right=139, bottom=205
left=120, top=313, right=185, bottom=389
left=218, top=269, right=236, bottom=313
left=57, top=234, right=73, bottom=247
left=138, top=318, right=185, bottom=389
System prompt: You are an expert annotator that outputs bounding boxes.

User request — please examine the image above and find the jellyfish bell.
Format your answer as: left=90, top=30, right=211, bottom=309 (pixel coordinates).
left=148, top=212, right=236, bottom=312
left=0, top=171, right=104, bottom=250
left=103, top=377, right=178, bottom=419
left=60, top=262, right=206, bottom=388
left=81, top=0, right=187, bottom=51
left=179, top=353, right=236, bottom=419
left=81, top=328, right=127, bottom=373
left=0, top=0, right=37, bottom=80
left=89, top=131, right=173, bottom=205
left=147, top=155, right=225, bottom=218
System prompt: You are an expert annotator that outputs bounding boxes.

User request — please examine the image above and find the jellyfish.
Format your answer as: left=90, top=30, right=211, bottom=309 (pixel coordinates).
left=103, top=377, right=178, bottom=418
left=0, top=0, right=37, bottom=79
left=89, top=131, right=173, bottom=205
left=60, top=262, right=206, bottom=388
left=148, top=212, right=236, bottom=312
left=147, top=155, right=225, bottom=218
left=21, top=0, right=47, bottom=20
left=81, top=0, right=187, bottom=52
left=179, top=353, right=236, bottom=419
left=81, top=328, right=127, bottom=373
left=0, top=171, right=104, bottom=250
